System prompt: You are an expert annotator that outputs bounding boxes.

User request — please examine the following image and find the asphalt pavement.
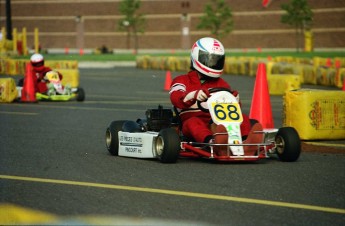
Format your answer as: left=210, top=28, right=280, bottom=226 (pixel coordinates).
left=0, top=65, right=344, bottom=225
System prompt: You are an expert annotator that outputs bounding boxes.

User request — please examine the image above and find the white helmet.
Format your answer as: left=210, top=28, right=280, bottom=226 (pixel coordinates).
left=30, top=53, right=44, bottom=63
left=30, top=53, right=44, bottom=67
left=30, top=53, right=44, bottom=71
left=191, top=37, right=225, bottom=78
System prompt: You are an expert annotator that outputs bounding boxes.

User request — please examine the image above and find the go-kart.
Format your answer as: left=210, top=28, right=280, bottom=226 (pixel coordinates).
left=35, top=71, right=85, bottom=102
left=105, top=88, right=301, bottom=163
left=17, top=70, right=85, bottom=102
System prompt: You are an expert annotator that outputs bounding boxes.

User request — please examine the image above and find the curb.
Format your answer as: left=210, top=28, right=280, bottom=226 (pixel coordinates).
left=302, top=141, right=345, bottom=154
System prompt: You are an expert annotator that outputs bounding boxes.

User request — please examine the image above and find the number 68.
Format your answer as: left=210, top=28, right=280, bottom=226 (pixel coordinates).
left=213, top=103, right=242, bottom=122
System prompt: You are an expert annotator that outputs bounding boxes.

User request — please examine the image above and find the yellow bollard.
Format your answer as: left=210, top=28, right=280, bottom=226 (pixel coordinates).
left=34, top=28, right=39, bottom=53
left=22, top=27, right=27, bottom=55
left=12, top=28, right=17, bottom=53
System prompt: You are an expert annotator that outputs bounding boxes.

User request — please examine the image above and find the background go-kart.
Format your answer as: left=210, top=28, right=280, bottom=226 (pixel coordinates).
left=0, top=67, right=344, bottom=225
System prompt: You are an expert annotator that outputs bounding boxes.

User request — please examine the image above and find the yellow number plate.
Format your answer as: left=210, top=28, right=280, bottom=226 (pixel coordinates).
left=46, top=72, right=60, bottom=83
left=211, top=103, right=243, bottom=123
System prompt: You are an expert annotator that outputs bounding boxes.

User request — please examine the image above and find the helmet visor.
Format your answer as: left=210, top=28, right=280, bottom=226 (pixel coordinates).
left=32, top=61, right=44, bottom=68
left=198, top=50, right=225, bottom=70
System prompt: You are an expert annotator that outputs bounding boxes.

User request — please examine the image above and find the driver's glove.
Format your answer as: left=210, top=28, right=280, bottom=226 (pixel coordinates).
left=183, top=89, right=210, bottom=104
left=195, top=89, right=210, bottom=101
left=42, top=75, right=49, bottom=83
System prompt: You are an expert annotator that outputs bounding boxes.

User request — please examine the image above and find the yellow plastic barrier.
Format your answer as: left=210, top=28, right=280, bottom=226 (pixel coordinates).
left=248, top=59, right=259, bottom=76
left=159, top=57, right=167, bottom=70
left=5, top=59, right=19, bottom=75
left=177, top=57, right=189, bottom=72
left=301, top=65, right=317, bottom=85
left=166, top=57, right=178, bottom=71
left=238, top=57, right=252, bottom=75
left=223, top=58, right=231, bottom=74
left=0, top=78, right=18, bottom=103
left=135, top=56, right=343, bottom=86
left=45, top=60, right=78, bottom=70
left=225, top=57, right=241, bottom=75
left=268, top=74, right=301, bottom=95
left=136, top=55, right=150, bottom=69
left=265, top=61, right=276, bottom=77
left=0, top=58, right=6, bottom=74
left=56, top=69, right=79, bottom=88
left=0, top=59, right=79, bottom=76
left=16, top=60, right=28, bottom=75
left=283, top=89, right=345, bottom=140
left=336, top=68, right=345, bottom=88
left=237, top=59, right=247, bottom=75
left=275, top=56, right=294, bottom=63
left=296, top=57, right=312, bottom=65
left=313, top=57, right=325, bottom=68
left=334, top=57, right=345, bottom=68
left=316, top=67, right=337, bottom=86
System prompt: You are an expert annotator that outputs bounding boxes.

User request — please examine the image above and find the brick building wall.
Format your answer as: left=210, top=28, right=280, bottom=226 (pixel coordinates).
left=0, top=0, right=344, bottom=51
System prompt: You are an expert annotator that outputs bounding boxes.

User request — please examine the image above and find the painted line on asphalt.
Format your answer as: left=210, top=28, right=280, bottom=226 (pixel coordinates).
left=1, top=174, right=344, bottom=215
left=0, top=111, right=38, bottom=116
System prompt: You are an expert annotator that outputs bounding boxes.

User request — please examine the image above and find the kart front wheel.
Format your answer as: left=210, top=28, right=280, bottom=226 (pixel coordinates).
left=106, top=120, right=127, bottom=156
left=155, top=128, right=180, bottom=163
left=275, top=127, right=301, bottom=162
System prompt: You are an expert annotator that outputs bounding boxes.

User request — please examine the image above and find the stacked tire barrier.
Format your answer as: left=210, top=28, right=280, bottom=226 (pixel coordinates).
left=136, top=56, right=345, bottom=92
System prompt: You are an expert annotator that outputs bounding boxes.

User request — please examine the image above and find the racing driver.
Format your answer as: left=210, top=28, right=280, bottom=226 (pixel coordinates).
left=29, top=53, right=63, bottom=94
left=169, top=37, right=263, bottom=156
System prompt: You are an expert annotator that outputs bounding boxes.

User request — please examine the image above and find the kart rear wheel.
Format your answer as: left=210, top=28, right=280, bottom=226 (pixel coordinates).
left=76, top=87, right=85, bottom=101
left=106, top=120, right=127, bottom=156
left=155, top=128, right=180, bottom=163
left=275, top=127, right=301, bottom=162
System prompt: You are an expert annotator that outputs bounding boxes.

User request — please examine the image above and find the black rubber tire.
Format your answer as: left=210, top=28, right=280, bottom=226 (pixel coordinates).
left=76, top=87, right=85, bottom=102
left=156, top=128, right=180, bottom=163
left=105, top=120, right=127, bottom=156
left=17, top=78, right=24, bottom=87
left=275, top=127, right=301, bottom=162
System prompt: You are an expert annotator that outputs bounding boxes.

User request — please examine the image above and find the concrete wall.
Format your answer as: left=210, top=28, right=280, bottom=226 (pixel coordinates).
left=0, top=0, right=344, bottom=50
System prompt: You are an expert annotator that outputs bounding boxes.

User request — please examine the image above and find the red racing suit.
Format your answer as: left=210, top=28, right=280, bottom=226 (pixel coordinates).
left=32, top=66, right=63, bottom=93
left=169, top=70, right=251, bottom=143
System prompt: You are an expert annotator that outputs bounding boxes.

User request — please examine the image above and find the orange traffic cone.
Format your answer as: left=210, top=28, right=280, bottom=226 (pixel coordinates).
left=21, top=63, right=37, bottom=103
left=249, top=63, right=274, bottom=128
left=164, top=71, right=172, bottom=91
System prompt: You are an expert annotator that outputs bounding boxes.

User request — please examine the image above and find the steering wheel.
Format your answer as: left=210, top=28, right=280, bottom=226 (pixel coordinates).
left=197, top=87, right=234, bottom=112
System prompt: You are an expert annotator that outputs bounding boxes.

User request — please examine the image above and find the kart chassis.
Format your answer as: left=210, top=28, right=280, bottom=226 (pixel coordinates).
left=106, top=97, right=301, bottom=163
